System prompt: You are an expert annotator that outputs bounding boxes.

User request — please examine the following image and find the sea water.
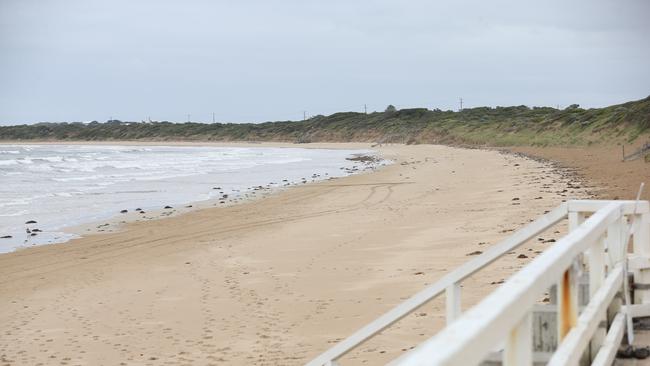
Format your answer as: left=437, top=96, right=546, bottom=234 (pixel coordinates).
left=0, top=144, right=380, bottom=253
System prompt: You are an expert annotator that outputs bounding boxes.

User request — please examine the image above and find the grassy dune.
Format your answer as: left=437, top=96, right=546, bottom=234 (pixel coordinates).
left=1, top=96, right=649, bottom=147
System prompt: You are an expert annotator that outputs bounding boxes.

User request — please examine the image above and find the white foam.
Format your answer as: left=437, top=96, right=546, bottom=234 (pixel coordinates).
left=0, top=144, right=381, bottom=253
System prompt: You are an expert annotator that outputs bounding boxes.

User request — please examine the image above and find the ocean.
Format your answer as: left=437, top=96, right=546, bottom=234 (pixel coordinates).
left=0, top=144, right=380, bottom=253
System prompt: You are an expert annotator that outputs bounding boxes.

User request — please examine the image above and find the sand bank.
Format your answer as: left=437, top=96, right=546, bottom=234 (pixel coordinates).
left=0, top=143, right=590, bottom=365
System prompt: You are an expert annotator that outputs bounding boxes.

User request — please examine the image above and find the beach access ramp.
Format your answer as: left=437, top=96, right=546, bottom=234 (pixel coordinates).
left=307, top=199, right=650, bottom=366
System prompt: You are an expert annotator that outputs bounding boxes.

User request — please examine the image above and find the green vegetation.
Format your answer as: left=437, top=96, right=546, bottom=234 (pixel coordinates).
left=1, top=96, right=649, bottom=146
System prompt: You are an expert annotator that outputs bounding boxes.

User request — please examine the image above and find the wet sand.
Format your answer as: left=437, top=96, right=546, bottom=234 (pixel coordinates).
left=0, top=143, right=590, bottom=365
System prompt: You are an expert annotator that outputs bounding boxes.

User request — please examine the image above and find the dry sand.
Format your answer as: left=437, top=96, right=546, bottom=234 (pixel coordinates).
left=510, top=145, right=650, bottom=201
left=0, top=143, right=591, bottom=365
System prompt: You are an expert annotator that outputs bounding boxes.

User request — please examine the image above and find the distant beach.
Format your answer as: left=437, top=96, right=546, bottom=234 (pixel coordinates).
left=0, top=142, right=592, bottom=365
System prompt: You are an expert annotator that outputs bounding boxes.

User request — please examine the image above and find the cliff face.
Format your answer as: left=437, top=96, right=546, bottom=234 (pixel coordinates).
left=1, top=96, right=649, bottom=147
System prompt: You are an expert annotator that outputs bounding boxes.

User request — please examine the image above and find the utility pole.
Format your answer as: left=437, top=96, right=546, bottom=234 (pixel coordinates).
left=459, top=97, right=463, bottom=112
left=364, top=104, right=367, bottom=114
left=212, top=112, right=216, bottom=123
left=303, top=111, right=307, bottom=121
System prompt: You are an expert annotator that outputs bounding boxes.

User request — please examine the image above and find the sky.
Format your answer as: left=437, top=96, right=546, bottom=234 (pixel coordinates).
left=0, top=0, right=649, bottom=125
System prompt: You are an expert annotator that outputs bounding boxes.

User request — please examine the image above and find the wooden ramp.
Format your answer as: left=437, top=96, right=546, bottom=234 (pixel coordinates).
left=307, top=200, right=650, bottom=366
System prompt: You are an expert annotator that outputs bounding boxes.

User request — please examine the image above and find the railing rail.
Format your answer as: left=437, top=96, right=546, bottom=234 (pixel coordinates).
left=307, top=200, right=650, bottom=366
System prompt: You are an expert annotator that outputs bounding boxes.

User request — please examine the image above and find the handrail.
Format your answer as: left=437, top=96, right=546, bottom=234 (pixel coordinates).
left=389, top=202, right=623, bottom=366
left=306, top=202, right=569, bottom=366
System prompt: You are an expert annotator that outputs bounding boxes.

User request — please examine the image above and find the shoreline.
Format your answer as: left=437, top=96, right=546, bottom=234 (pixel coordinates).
left=0, top=143, right=591, bottom=365
left=63, top=146, right=386, bottom=253
left=1, top=142, right=385, bottom=254
left=4, top=139, right=646, bottom=201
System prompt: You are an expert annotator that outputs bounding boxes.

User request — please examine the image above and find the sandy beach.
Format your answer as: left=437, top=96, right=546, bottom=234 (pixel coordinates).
left=0, top=143, right=591, bottom=365
left=510, top=144, right=650, bottom=202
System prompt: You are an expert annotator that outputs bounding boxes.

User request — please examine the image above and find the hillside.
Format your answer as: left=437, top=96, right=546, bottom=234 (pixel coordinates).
left=1, top=96, right=649, bottom=146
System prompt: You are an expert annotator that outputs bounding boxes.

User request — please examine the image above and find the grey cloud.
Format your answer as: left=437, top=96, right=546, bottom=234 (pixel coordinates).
left=0, top=0, right=648, bottom=124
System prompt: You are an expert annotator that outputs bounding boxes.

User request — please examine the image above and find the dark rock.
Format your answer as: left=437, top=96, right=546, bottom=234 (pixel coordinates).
left=512, top=197, right=520, bottom=201
left=135, top=208, right=142, bottom=211
left=517, top=254, right=528, bottom=259
left=467, top=250, right=483, bottom=256
left=0, top=235, right=12, bottom=239
left=25, top=220, right=37, bottom=224
left=120, top=210, right=128, bottom=213
left=413, top=271, right=424, bottom=275
left=164, top=206, right=173, bottom=209
left=634, top=347, right=650, bottom=359
left=618, top=345, right=634, bottom=358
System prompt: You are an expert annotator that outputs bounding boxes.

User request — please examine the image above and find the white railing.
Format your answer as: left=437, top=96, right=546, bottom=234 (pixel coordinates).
left=307, top=200, right=650, bottom=366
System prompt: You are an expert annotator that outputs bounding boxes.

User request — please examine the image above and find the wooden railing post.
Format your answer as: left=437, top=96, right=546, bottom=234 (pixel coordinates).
left=570, top=211, right=587, bottom=270
left=504, top=312, right=532, bottom=366
left=558, top=264, right=579, bottom=340
left=587, top=235, right=607, bottom=360
left=633, top=213, right=650, bottom=304
left=606, top=214, right=625, bottom=266
left=569, top=211, right=586, bottom=232
left=557, top=211, right=583, bottom=341
left=445, top=282, right=461, bottom=324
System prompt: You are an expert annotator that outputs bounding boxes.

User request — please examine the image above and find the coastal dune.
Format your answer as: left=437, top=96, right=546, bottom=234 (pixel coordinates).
left=0, top=143, right=589, bottom=365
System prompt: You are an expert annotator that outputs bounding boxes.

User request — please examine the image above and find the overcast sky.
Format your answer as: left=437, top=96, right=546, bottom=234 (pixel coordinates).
left=0, top=0, right=648, bottom=125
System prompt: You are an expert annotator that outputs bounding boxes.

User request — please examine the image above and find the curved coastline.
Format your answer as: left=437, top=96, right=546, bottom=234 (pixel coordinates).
left=0, top=142, right=592, bottom=365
